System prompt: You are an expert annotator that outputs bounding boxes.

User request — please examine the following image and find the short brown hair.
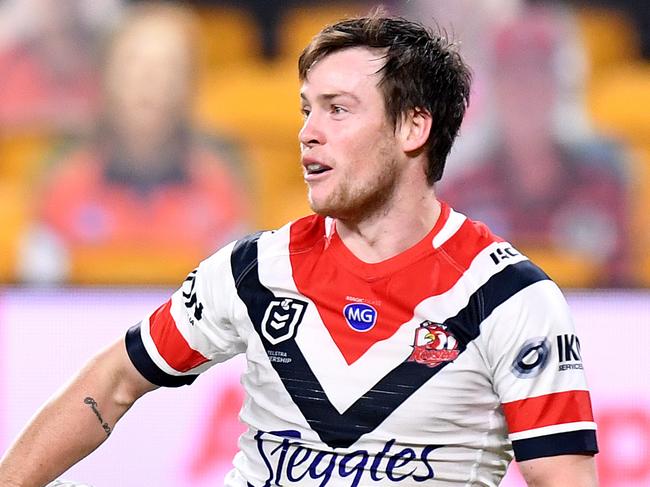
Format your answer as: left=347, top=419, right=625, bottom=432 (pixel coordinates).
left=299, top=13, right=471, bottom=184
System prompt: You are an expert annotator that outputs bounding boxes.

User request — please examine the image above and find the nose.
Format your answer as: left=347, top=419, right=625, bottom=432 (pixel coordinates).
left=299, top=113, right=325, bottom=148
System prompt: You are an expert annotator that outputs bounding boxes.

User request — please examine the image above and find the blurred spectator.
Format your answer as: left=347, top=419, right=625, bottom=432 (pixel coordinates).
left=18, top=2, right=250, bottom=284
left=439, top=6, right=632, bottom=286
left=398, top=0, right=523, bottom=176
left=0, top=0, right=118, bottom=132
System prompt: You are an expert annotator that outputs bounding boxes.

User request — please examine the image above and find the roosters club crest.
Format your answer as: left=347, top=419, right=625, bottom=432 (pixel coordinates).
left=261, top=298, right=308, bottom=345
left=408, top=321, right=460, bottom=368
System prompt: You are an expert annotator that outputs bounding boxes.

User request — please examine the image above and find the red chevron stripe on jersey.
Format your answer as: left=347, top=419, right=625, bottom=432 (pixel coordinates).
left=149, top=299, right=209, bottom=372
left=502, top=390, right=595, bottom=434
left=289, top=203, right=500, bottom=364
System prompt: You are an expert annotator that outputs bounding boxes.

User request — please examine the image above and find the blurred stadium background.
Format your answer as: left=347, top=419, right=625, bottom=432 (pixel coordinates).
left=0, top=0, right=648, bottom=485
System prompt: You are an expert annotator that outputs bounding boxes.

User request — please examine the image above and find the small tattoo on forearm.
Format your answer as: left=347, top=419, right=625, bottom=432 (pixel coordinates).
left=84, top=396, right=112, bottom=437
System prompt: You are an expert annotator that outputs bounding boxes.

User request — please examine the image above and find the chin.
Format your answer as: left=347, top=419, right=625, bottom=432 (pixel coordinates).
left=308, top=196, right=339, bottom=218
left=308, top=188, right=360, bottom=220
left=310, top=200, right=359, bottom=221
left=308, top=200, right=333, bottom=217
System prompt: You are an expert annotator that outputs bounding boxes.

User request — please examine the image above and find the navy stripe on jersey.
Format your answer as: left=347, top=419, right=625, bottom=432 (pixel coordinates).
left=125, top=324, right=198, bottom=387
left=513, top=430, right=598, bottom=462
left=444, top=259, right=550, bottom=346
left=231, top=233, right=550, bottom=449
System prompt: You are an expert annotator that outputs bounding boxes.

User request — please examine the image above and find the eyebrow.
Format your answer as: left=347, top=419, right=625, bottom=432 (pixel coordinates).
left=300, top=91, right=361, bottom=104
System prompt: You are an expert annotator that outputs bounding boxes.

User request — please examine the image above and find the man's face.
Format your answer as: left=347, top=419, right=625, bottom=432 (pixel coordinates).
left=299, top=47, right=402, bottom=221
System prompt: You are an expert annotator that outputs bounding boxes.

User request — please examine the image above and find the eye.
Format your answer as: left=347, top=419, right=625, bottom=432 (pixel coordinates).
left=300, top=106, right=311, bottom=118
left=331, top=105, right=347, bottom=115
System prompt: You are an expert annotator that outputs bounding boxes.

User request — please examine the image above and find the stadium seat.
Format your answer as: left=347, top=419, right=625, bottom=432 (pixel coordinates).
left=278, top=2, right=371, bottom=60
left=194, top=5, right=262, bottom=70
left=244, top=144, right=310, bottom=229
left=67, top=244, right=204, bottom=285
left=519, top=247, right=601, bottom=288
left=575, top=7, right=641, bottom=82
left=587, top=62, right=650, bottom=147
left=195, top=60, right=301, bottom=147
left=0, top=181, right=31, bottom=282
left=194, top=60, right=308, bottom=228
left=0, top=132, right=57, bottom=184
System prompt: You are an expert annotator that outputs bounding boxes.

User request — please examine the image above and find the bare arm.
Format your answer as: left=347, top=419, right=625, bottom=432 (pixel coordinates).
left=518, top=454, right=599, bottom=487
left=0, top=337, right=158, bottom=487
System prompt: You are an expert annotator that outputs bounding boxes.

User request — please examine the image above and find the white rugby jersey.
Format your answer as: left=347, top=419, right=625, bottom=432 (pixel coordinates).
left=126, top=202, right=598, bottom=486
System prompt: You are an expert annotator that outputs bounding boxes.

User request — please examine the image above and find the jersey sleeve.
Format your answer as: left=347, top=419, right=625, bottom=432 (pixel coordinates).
left=481, top=269, right=598, bottom=462
left=125, top=241, right=245, bottom=387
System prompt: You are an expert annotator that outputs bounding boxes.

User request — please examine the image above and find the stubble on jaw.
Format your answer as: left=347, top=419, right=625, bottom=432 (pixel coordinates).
left=308, top=143, right=401, bottom=224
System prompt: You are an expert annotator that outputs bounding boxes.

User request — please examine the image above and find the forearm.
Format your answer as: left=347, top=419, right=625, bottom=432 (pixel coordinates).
left=0, top=381, right=125, bottom=486
left=0, top=339, right=157, bottom=487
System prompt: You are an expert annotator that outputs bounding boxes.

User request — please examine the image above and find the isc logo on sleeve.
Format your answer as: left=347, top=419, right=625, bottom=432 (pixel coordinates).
left=343, top=303, right=377, bottom=332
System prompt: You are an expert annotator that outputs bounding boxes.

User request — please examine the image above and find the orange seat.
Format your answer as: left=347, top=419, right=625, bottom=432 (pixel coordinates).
left=195, top=59, right=301, bottom=146
left=0, top=132, right=57, bottom=184
left=519, top=247, right=602, bottom=288
left=278, top=3, right=371, bottom=60
left=194, top=6, right=262, bottom=70
left=195, top=60, right=307, bottom=229
left=575, top=7, right=641, bottom=81
left=244, top=144, right=310, bottom=229
left=68, top=245, right=203, bottom=285
left=0, top=181, right=31, bottom=282
left=588, top=62, right=650, bottom=147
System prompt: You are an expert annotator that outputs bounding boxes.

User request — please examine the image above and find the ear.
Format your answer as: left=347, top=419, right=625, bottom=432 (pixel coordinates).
left=397, top=108, right=432, bottom=154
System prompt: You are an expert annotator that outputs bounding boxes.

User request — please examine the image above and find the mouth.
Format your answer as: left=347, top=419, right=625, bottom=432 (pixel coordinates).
left=302, top=159, right=333, bottom=179
left=305, top=162, right=332, bottom=175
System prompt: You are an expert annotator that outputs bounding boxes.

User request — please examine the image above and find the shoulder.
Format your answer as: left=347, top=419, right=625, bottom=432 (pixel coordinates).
left=210, top=214, right=325, bottom=279
left=233, top=214, right=326, bottom=251
left=440, top=204, right=552, bottom=297
left=436, top=205, right=505, bottom=263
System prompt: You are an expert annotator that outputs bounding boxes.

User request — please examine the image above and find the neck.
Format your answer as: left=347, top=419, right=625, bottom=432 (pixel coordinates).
left=335, top=187, right=441, bottom=264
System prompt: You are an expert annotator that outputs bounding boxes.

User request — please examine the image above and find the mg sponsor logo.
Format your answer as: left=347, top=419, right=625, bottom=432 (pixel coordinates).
left=343, top=303, right=377, bottom=332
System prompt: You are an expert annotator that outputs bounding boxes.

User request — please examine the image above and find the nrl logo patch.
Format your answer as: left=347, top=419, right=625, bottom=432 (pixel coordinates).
left=408, top=321, right=460, bottom=368
left=261, top=298, right=308, bottom=345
